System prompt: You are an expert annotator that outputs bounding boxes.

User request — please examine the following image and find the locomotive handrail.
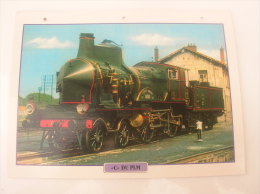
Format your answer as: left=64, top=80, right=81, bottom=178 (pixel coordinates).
left=151, top=109, right=171, bottom=112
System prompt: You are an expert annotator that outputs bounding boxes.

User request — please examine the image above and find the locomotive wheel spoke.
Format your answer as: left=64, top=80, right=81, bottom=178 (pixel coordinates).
left=47, top=129, right=65, bottom=152
left=91, top=141, right=98, bottom=152
left=167, top=124, right=178, bottom=138
left=115, top=120, right=130, bottom=148
left=84, top=122, right=104, bottom=153
left=139, top=125, right=154, bottom=143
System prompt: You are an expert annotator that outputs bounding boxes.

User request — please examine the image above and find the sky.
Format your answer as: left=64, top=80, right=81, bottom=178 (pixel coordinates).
left=19, top=23, right=226, bottom=98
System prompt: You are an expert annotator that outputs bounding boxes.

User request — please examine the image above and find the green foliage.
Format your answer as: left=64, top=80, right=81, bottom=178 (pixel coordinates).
left=19, top=93, right=59, bottom=107
left=18, top=96, right=27, bottom=106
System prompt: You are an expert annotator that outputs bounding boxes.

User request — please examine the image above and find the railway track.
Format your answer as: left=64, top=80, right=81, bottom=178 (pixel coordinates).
left=164, top=146, right=234, bottom=164
left=16, top=127, right=181, bottom=165
left=16, top=150, right=84, bottom=165
left=16, top=137, right=161, bottom=165
left=16, top=124, right=234, bottom=165
left=17, top=145, right=234, bottom=165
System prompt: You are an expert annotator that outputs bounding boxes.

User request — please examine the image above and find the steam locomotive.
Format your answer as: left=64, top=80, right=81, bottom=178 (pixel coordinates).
left=23, top=33, right=224, bottom=152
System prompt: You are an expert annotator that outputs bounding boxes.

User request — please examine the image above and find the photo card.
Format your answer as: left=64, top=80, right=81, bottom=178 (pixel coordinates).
left=9, top=9, right=245, bottom=178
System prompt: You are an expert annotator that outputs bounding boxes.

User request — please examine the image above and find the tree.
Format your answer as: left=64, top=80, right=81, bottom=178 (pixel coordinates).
left=22, top=93, right=59, bottom=107
left=18, top=96, right=26, bottom=106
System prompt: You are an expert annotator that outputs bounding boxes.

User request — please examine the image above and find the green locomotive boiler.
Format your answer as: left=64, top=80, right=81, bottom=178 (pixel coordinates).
left=23, top=33, right=224, bottom=152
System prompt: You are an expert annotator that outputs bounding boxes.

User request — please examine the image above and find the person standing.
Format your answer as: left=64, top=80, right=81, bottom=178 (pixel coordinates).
left=196, top=120, right=203, bottom=142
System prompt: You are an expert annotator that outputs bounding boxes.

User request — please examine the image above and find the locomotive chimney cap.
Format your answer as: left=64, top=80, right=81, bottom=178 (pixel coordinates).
left=80, top=33, right=95, bottom=38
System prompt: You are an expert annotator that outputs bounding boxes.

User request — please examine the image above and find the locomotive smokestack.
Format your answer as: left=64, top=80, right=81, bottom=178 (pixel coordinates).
left=186, top=44, right=197, bottom=52
left=220, top=47, right=225, bottom=63
left=77, top=33, right=95, bottom=59
left=154, top=46, right=159, bottom=62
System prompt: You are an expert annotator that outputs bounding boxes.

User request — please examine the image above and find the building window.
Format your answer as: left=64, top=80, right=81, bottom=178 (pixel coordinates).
left=168, top=69, right=178, bottom=80
left=198, top=70, right=208, bottom=82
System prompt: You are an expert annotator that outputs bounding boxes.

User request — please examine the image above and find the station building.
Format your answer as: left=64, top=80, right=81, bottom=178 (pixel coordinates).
left=157, top=44, right=232, bottom=121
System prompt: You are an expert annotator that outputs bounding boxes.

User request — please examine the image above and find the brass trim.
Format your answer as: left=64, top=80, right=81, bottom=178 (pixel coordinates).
left=136, top=87, right=153, bottom=101
left=78, top=58, right=103, bottom=86
left=129, top=68, right=141, bottom=92
left=163, top=92, right=168, bottom=101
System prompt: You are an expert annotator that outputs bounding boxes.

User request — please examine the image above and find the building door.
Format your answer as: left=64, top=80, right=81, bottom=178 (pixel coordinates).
left=168, top=68, right=180, bottom=100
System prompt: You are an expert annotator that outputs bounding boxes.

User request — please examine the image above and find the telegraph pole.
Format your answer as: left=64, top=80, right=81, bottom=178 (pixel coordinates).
left=51, top=74, right=54, bottom=103
left=43, top=75, right=46, bottom=100
left=41, top=74, right=55, bottom=104
left=38, top=86, right=42, bottom=105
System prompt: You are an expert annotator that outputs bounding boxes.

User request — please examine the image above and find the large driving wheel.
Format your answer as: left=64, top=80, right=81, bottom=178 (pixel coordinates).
left=84, top=120, right=105, bottom=153
left=115, top=120, right=130, bottom=148
left=166, top=124, right=178, bottom=138
left=138, top=124, right=154, bottom=143
left=22, top=120, right=30, bottom=128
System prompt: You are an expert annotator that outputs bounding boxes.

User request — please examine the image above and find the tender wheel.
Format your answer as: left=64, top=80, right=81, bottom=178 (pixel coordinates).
left=138, top=124, right=154, bottom=143
left=84, top=121, right=104, bottom=153
left=207, top=123, right=213, bottom=130
left=166, top=124, right=178, bottom=137
left=115, top=120, right=130, bottom=148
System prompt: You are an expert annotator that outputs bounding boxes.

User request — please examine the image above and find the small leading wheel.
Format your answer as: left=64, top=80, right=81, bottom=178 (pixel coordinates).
left=22, top=120, right=29, bottom=128
left=84, top=121, right=105, bottom=153
left=138, top=124, right=154, bottom=143
left=47, top=129, right=65, bottom=152
left=166, top=124, right=179, bottom=138
left=115, top=120, right=130, bottom=148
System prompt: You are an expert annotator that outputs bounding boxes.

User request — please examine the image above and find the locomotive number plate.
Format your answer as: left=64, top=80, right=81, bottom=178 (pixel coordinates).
left=104, top=162, right=148, bottom=173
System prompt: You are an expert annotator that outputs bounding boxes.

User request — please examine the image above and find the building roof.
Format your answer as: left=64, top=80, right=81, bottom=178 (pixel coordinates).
left=134, top=61, right=188, bottom=70
left=159, top=46, right=228, bottom=69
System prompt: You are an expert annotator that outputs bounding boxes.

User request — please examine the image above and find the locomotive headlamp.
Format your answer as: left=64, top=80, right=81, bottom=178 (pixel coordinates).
left=76, top=103, right=89, bottom=115
left=25, top=103, right=36, bottom=115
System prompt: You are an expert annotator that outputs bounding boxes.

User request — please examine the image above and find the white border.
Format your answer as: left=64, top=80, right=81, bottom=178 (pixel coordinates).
left=8, top=10, right=245, bottom=179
